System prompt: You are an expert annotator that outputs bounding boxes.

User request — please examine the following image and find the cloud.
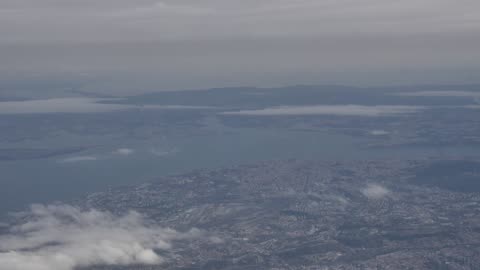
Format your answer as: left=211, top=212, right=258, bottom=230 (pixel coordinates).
left=149, top=147, right=179, bottom=157
left=394, top=92, right=480, bottom=109
left=361, top=184, right=390, bottom=199
left=221, top=105, right=423, bottom=116
left=0, top=204, right=201, bottom=270
left=370, top=130, right=390, bottom=136
left=114, top=148, right=134, bottom=156
left=1, top=0, right=480, bottom=91
left=1, top=0, right=479, bottom=43
left=140, top=105, right=216, bottom=110
left=395, top=91, right=480, bottom=97
left=58, top=156, right=98, bottom=163
left=0, top=98, right=218, bottom=114
left=0, top=98, right=130, bottom=114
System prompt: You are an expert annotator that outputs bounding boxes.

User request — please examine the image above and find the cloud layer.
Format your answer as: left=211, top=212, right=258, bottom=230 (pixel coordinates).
left=0, top=204, right=200, bottom=270
left=396, top=91, right=480, bottom=97
left=0, top=98, right=216, bottom=114
left=221, top=105, right=423, bottom=116
left=0, top=98, right=129, bottom=114
left=58, top=156, right=98, bottom=163
left=361, top=184, right=390, bottom=199
left=370, top=130, right=390, bottom=136
left=1, top=0, right=479, bottom=43
left=1, top=0, right=480, bottom=91
left=114, top=148, right=135, bottom=156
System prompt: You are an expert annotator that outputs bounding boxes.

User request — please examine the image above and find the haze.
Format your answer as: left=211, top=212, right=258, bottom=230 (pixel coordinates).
left=1, top=0, right=480, bottom=95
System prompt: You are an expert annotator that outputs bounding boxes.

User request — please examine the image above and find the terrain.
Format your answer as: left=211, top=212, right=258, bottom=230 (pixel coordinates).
left=79, top=158, right=480, bottom=270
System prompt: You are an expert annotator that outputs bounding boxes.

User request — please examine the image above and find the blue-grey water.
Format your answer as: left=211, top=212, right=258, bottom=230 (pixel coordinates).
left=2, top=86, right=480, bottom=217
left=2, top=127, right=480, bottom=217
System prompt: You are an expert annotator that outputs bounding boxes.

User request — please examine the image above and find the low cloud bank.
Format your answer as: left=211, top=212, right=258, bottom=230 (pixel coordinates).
left=395, top=91, right=480, bottom=97
left=0, top=98, right=129, bottom=114
left=361, top=184, right=390, bottom=199
left=59, top=156, right=98, bottom=163
left=0, top=204, right=200, bottom=270
left=141, top=105, right=216, bottom=110
left=0, top=98, right=216, bottom=114
left=150, top=147, right=179, bottom=157
left=370, top=130, right=390, bottom=136
left=114, top=148, right=134, bottom=156
left=221, top=105, right=423, bottom=117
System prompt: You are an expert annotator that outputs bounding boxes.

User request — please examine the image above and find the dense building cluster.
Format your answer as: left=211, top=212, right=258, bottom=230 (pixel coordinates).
left=81, top=159, right=480, bottom=270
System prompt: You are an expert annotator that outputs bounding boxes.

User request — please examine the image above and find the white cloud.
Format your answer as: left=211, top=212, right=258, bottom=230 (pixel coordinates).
left=149, top=147, right=179, bottom=157
left=361, top=184, right=390, bottom=199
left=0, top=98, right=217, bottom=114
left=221, top=105, right=423, bottom=116
left=0, top=204, right=201, bottom=270
left=114, top=148, right=134, bottom=156
left=395, top=91, right=480, bottom=97
left=370, top=130, right=390, bottom=136
left=0, top=98, right=129, bottom=114
left=59, top=156, right=98, bottom=163
left=393, top=93, right=480, bottom=110
left=140, top=105, right=216, bottom=110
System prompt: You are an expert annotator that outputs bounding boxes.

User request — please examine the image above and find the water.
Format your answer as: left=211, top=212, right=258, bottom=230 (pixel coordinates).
left=1, top=127, right=480, bottom=217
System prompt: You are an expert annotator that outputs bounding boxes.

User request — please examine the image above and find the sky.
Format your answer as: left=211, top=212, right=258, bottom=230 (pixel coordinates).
left=1, top=0, right=480, bottom=94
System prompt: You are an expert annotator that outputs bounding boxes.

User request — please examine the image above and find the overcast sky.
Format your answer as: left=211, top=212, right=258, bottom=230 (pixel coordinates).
left=1, top=0, right=480, bottom=94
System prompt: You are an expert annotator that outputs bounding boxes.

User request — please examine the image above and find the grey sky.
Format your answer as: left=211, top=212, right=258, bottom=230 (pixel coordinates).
left=1, top=0, right=480, bottom=93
